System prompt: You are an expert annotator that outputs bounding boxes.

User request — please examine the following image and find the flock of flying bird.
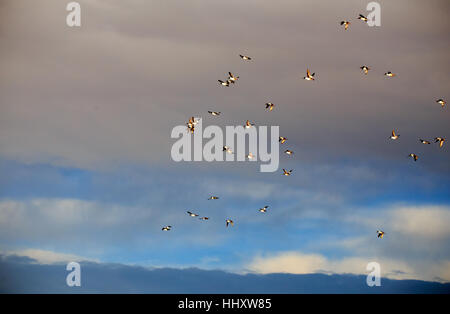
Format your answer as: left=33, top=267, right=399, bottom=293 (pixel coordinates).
left=163, top=12, right=447, bottom=242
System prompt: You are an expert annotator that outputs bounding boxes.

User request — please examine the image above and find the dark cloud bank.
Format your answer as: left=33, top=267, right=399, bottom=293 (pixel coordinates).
left=0, top=255, right=448, bottom=294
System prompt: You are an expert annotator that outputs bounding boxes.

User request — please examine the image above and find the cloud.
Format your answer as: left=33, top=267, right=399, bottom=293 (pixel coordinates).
left=0, top=198, right=154, bottom=229
left=0, top=196, right=232, bottom=262
left=339, top=204, right=450, bottom=238
left=389, top=206, right=450, bottom=240
left=1, top=255, right=449, bottom=293
left=246, top=250, right=450, bottom=282
left=1, top=196, right=449, bottom=282
left=246, top=204, right=450, bottom=282
left=0, top=0, right=449, bottom=171
left=1, top=249, right=95, bottom=264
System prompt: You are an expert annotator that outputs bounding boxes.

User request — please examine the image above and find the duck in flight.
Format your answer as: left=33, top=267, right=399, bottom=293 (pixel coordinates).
left=279, top=136, right=287, bottom=144
left=187, top=116, right=198, bottom=129
left=358, top=14, right=368, bottom=22
left=187, top=125, right=195, bottom=134
left=226, top=219, right=234, bottom=227
left=208, top=111, right=221, bottom=116
left=303, top=69, right=315, bottom=81
left=283, top=169, right=293, bottom=176
left=187, top=211, right=199, bottom=217
left=228, top=72, right=239, bottom=84
left=419, top=139, right=431, bottom=144
left=408, top=153, right=418, bottom=161
left=218, top=79, right=230, bottom=87
left=223, top=146, right=233, bottom=154
left=208, top=196, right=219, bottom=200
left=340, top=20, right=350, bottom=30
left=240, top=54, right=252, bottom=61
left=435, top=137, right=445, bottom=148
left=265, top=102, right=275, bottom=111
left=199, top=217, right=209, bottom=221
left=244, top=120, right=255, bottom=128
left=162, top=226, right=172, bottom=231
left=285, top=150, right=294, bottom=155
left=360, top=65, right=370, bottom=75
left=246, top=152, right=255, bottom=160
left=384, top=71, right=396, bottom=77
left=259, top=206, right=269, bottom=213
left=436, top=99, right=446, bottom=107
left=390, top=129, right=400, bottom=140
left=186, top=117, right=197, bottom=134
left=377, top=230, right=385, bottom=239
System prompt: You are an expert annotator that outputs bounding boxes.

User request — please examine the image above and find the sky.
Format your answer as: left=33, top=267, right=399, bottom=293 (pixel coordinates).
left=0, top=0, right=449, bottom=291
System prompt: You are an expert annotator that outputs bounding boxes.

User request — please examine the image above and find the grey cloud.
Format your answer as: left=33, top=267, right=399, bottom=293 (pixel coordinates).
left=0, top=0, right=448, bottom=171
left=1, top=255, right=449, bottom=293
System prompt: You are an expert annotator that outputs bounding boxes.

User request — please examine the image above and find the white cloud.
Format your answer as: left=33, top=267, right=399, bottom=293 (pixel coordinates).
left=246, top=250, right=449, bottom=282
left=340, top=204, right=450, bottom=240
left=0, top=197, right=228, bottom=252
left=247, top=204, right=450, bottom=282
left=389, top=206, right=450, bottom=240
left=0, top=198, right=153, bottom=227
left=1, top=249, right=96, bottom=264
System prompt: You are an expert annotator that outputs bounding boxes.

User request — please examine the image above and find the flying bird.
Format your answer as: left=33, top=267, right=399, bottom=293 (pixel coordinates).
left=279, top=136, right=287, bottom=144
left=246, top=152, right=255, bottom=160
left=199, top=217, right=209, bottom=220
left=162, top=226, right=172, bottom=231
left=187, top=211, right=199, bottom=217
left=259, top=206, right=269, bottom=213
left=265, top=102, right=275, bottom=111
left=226, top=219, right=234, bottom=227
left=390, top=129, right=400, bottom=140
left=186, top=117, right=197, bottom=133
left=357, top=14, right=368, bottom=22
left=419, top=139, right=431, bottom=144
left=228, top=72, right=239, bottom=83
left=218, top=79, right=230, bottom=87
left=244, top=120, right=255, bottom=128
left=223, top=146, right=233, bottom=154
left=208, top=111, right=221, bottom=116
left=283, top=169, right=293, bottom=176
left=239, top=54, right=251, bottom=61
left=377, top=230, right=385, bottom=239
left=384, top=71, right=396, bottom=77
left=208, top=196, right=219, bottom=200
left=285, top=150, right=294, bottom=155
left=408, top=153, right=418, bottom=161
left=303, top=68, right=315, bottom=81
left=360, top=65, right=370, bottom=75
left=436, top=99, right=446, bottom=107
left=187, top=117, right=198, bottom=128
left=340, top=20, right=350, bottom=30
left=187, top=125, right=195, bottom=134
left=435, top=137, right=445, bottom=148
